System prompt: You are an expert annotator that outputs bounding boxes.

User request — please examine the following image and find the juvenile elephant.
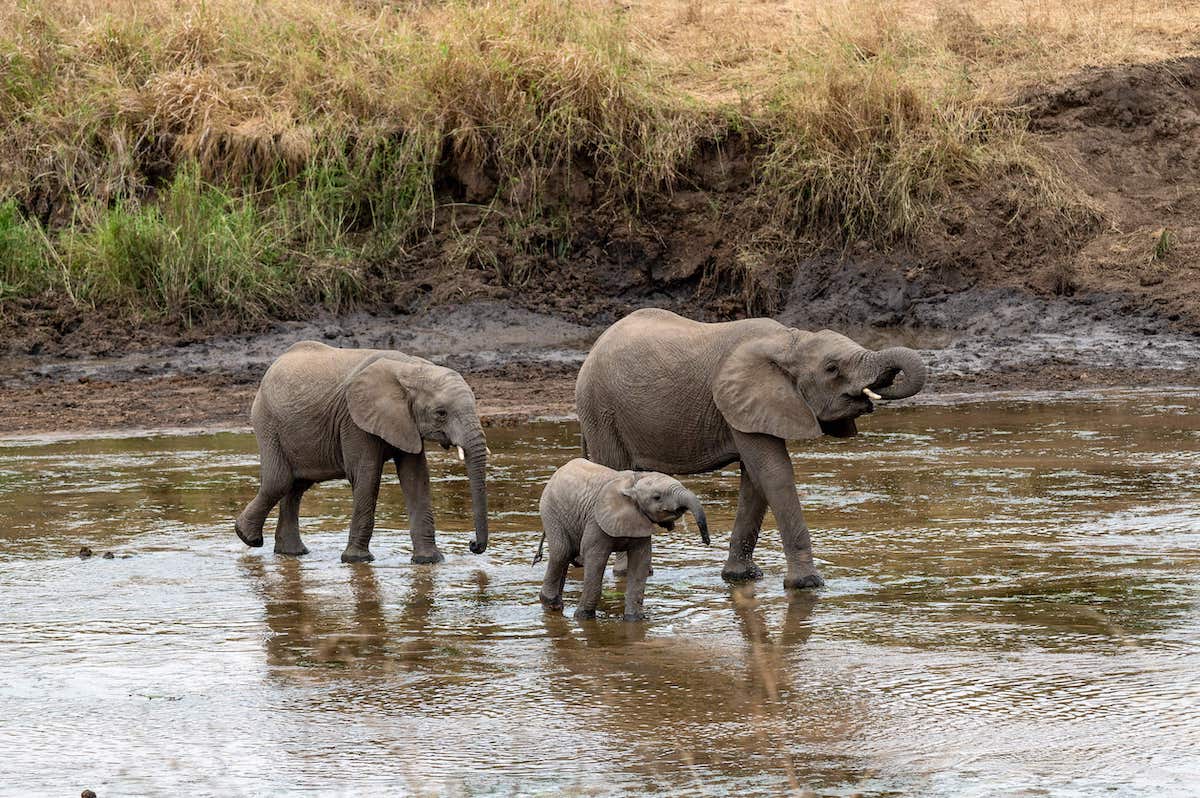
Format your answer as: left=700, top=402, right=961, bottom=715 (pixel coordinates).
left=234, top=340, right=488, bottom=563
left=536, top=458, right=709, bottom=621
left=576, top=308, right=926, bottom=590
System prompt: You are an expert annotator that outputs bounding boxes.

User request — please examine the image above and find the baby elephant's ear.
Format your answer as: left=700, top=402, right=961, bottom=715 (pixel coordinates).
left=596, top=475, right=656, bottom=538
left=346, top=358, right=423, bottom=453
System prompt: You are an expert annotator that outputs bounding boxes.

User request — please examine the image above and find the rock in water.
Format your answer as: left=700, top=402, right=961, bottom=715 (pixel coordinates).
left=78, top=546, right=93, bottom=559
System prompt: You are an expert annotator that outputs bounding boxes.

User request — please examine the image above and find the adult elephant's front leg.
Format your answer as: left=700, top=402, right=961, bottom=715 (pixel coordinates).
left=396, top=452, right=442, bottom=564
left=342, top=454, right=386, bottom=563
left=722, top=464, right=767, bottom=582
left=733, top=430, right=824, bottom=590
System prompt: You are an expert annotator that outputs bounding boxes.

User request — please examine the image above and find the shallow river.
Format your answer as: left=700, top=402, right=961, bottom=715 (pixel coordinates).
left=1, top=391, right=1198, bottom=796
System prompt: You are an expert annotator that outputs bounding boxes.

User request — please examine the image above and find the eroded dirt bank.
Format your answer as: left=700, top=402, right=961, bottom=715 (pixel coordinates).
left=3, top=59, right=1200, bottom=434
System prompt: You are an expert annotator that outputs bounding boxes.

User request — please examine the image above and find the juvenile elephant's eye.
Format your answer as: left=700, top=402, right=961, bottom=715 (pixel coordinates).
left=652, top=494, right=661, bottom=501
left=824, top=362, right=839, bottom=377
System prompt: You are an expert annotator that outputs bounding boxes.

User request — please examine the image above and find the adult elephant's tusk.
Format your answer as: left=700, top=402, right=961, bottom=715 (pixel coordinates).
left=863, top=387, right=882, bottom=400
left=457, top=446, right=465, bottom=461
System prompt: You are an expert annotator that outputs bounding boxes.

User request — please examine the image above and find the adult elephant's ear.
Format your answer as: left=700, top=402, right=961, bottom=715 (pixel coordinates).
left=596, top=473, right=656, bottom=538
left=713, top=331, right=821, bottom=440
left=346, top=358, right=423, bottom=453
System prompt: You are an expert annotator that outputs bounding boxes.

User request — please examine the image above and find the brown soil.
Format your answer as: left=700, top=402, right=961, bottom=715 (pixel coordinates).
left=4, top=59, right=1200, bottom=436
left=0, top=370, right=578, bottom=436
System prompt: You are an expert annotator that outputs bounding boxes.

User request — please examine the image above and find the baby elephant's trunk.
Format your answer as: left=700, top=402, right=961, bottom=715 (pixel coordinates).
left=675, top=485, right=710, bottom=545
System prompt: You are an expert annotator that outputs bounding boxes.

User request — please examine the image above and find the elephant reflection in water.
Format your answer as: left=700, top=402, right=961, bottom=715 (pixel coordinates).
left=540, top=589, right=847, bottom=779
left=237, top=557, right=439, bottom=670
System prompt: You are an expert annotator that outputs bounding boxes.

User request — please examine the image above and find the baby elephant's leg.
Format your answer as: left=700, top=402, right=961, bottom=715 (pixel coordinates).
left=575, top=530, right=614, bottom=621
left=622, top=538, right=652, bottom=622
left=539, top=527, right=571, bottom=612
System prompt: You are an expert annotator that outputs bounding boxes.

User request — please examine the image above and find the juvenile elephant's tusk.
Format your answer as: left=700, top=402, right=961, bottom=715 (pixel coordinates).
left=457, top=446, right=465, bottom=461
left=863, top=387, right=882, bottom=401
left=486, top=446, right=492, bottom=456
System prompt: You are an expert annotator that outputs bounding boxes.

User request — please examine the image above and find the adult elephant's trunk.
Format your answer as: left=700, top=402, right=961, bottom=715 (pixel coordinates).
left=865, top=347, right=927, bottom=400
left=460, top=428, right=489, bottom=554
left=673, top=485, right=710, bottom=545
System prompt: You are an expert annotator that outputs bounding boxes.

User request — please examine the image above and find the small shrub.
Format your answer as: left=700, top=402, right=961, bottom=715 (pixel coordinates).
left=0, top=200, right=51, bottom=298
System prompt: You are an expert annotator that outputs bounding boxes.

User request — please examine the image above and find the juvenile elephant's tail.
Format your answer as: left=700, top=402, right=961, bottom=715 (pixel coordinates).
left=531, top=531, right=546, bottom=566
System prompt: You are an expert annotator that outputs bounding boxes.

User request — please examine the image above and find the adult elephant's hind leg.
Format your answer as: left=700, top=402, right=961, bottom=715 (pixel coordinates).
left=236, top=437, right=290, bottom=548
left=274, top=480, right=313, bottom=556
left=722, top=464, right=768, bottom=582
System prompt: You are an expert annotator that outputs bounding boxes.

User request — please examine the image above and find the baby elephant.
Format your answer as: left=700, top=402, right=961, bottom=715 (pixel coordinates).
left=537, top=459, right=709, bottom=621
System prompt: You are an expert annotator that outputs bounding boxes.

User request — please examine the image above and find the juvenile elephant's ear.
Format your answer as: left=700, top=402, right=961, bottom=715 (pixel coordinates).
left=595, top=473, right=657, bottom=539
left=713, top=331, right=821, bottom=440
left=346, top=358, right=423, bottom=453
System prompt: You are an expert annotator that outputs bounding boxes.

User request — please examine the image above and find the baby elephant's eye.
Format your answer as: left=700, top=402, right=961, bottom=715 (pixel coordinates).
left=652, top=494, right=661, bottom=501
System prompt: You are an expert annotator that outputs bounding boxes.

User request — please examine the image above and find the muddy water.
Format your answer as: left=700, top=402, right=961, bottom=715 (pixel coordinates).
left=1, top=392, right=1198, bottom=796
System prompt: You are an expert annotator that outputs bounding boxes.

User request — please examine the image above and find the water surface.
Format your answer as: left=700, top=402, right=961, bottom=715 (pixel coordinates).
left=1, top=391, right=1198, bottom=795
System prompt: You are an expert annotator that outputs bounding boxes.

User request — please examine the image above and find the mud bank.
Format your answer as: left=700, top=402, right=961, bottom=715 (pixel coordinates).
left=5, top=58, right=1200, bottom=434
left=2, top=284, right=1198, bottom=435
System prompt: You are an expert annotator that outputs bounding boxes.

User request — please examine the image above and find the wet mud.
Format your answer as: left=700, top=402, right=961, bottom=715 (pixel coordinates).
left=1, top=394, right=1197, bottom=795
left=2, top=289, right=1199, bottom=435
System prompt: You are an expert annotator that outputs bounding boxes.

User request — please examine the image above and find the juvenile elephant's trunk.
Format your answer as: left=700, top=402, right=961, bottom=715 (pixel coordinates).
left=866, top=347, right=927, bottom=400
left=461, top=429, right=489, bottom=554
left=675, top=486, right=710, bottom=545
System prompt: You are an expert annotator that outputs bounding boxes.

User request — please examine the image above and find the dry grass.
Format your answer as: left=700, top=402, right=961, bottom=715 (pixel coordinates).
left=627, top=0, right=1200, bottom=105
left=2, top=0, right=1196, bottom=320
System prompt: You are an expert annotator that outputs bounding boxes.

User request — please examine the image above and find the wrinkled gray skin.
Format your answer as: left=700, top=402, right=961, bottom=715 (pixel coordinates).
left=538, top=459, right=709, bottom=621
left=234, top=341, right=489, bottom=564
left=576, top=308, right=926, bottom=591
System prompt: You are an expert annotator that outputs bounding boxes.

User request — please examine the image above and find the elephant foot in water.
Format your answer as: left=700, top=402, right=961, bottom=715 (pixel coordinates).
left=235, top=519, right=264, bottom=548
left=410, top=549, right=445, bottom=565
left=539, top=592, right=564, bottom=612
left=783, top=562, right=825, bottom=591
left=274, top=540, right=309, bottom=557
left=721, top=561, right=764, bottom=582
left=340, top=546, right=375, bottom=563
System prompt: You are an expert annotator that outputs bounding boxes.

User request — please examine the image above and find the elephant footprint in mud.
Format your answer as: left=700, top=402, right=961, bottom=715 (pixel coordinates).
left=536, top=458, right=708, bottom=621
left=235, top=340, right=489, bottom=563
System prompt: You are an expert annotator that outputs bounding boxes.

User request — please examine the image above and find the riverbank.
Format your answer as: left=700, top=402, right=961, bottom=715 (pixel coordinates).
left=2, top=298, right=1198, bottom=436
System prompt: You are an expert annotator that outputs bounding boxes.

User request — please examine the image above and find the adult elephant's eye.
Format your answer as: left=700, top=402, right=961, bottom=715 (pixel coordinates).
left=825, top=362, right=839, bottom=377
left=435, top=408, right=448, bottom=420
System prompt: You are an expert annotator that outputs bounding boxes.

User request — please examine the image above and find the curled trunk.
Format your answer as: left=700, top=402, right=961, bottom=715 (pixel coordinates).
left=866, top=347, right=927, bottom=400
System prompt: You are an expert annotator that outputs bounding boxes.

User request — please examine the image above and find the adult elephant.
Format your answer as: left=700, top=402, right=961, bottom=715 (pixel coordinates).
left=234, top=340, right=488, bottom=564
left=575, top=308, right=926, bottom=590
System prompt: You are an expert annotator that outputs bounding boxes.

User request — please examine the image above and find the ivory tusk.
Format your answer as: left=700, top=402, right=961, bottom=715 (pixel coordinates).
left=457, top=446, right=465, bottom=461
left=863, top=388, right=882, bottom=400
left=486, top=446, right=492, bottom=456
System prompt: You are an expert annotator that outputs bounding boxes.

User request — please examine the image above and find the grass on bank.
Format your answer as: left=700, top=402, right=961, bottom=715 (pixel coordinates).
left=4, top=0, right=1190, bottom=321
